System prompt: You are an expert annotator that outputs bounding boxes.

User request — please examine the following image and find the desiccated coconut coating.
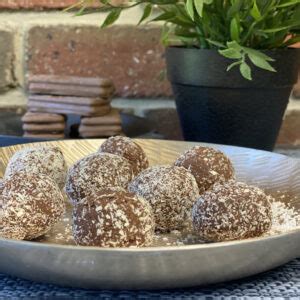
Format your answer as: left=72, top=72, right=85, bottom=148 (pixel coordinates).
left=0, top=179, right=3, bottom=192
left=0, top=173, right=65, bottom=240
left=4, top=146, right=67, bottom=189
left=73, top=187, right=155, bottom=247
left=66, top=152, right=134, bottom=204
left=0, top=179, right=4, bottom=209
left=0, top=226, right=27, bottom=240
left=192, top=180, right=272, bottom=242
left=128, top=166, right=200, bottom=232
left=175, top=146, right=235, bottom=194
left=99, top=136, right=149, bottom=175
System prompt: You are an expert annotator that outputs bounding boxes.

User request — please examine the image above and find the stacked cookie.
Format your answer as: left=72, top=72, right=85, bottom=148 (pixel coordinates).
left=22, top=112, right=66, bottom=139
left=22, top=75, right=123, bottom=139
left=27, top=75, right=114, bottom=117
left=79, top=108, right=123, bottom=138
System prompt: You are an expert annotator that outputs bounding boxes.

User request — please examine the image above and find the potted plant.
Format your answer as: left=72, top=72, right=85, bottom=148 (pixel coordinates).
left=74, top=0, right=300, bottom=150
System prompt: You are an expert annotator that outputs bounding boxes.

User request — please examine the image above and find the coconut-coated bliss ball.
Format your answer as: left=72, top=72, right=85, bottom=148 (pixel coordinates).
left=0, top=173, right=65, bottom=240
left=175, top=146, right=235, bottom=194
left=99, top=136, right=149, bottom=175
left=66, top=152, right=134, bottom=204
left=73, top=188, right=155, bottom=247
left=192, top=180, right=272, bottom=242
left=4, top=146, right=67, bottom=189
left=128, top=166, right=200, bottom=232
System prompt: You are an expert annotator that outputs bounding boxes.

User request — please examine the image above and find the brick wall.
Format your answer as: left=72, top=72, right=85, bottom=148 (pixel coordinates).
left=0, top=2, right=299, bottom=145
left=0, top=9, right=171, bottom=98
left=0, top=0, right=78, bottom=9
left=26, top=25, right=170, bottom=97
left=0, top=0, right=124, bottom=9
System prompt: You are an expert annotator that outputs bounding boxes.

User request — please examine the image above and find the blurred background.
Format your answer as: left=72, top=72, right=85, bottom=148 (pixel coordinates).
left=0, top=0, right=299, bottom=146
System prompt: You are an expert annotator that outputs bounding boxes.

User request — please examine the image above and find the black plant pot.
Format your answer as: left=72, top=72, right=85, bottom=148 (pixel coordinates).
left=166, top=47, right=300, bottom=151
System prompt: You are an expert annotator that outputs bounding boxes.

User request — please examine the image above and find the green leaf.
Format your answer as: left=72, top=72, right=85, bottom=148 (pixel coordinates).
left=276, top=1, right=300, bottom=8
left=240, top=63, right=252, bottom=80
left=250, top=0, right=262, bottom=21
left=261, top=26, right=296, bottom=33
left=194, top=0, right=204, bottom=17
left=219, top=48, right=242, bottom=59
left=248, top=53, right=276, bottom=72
left=138, top=4, right=152, bottom=24
left=186, top=0, right=194, bottom=20
left=230, top=18, right=240, bottom=41
left=227, top=41, right=242, bottom=50
left=227, top=61, right=242, bottom=71
left=227, top=0, right=243, bottom=19
left=151, top=11, right=176, bottom=22
left=101, top=8, right=122, bottom=28
left=206, top=39, right=226, bottom=48
left=194, top=0, right=213, bottom=17
left=244, top=48, right=275, bottom=62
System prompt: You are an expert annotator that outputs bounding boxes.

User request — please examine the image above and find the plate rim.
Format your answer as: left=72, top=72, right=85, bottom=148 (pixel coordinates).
left=0, top=229, right=299, bottom=253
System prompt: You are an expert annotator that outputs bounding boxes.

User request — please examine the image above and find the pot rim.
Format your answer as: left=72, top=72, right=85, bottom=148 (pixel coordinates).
left=165, top=47, right=300, bottom=88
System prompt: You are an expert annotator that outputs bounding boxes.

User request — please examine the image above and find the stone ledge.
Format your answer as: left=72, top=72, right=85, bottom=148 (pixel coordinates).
left=0, top=89, right=27, bottom=108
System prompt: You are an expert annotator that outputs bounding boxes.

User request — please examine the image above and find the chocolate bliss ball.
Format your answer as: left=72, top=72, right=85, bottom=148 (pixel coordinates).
left=66, top=152, right=134, bottom=204
left=128, top=166, right=199, bottom=232
left=4, top=146, right=67, bottom=189
left=73, top=188, right=155, bottom=247
left=175, top=146, right=235, bottom=194
left=192, top=180, right=272, bottom=242
left=99, top=136, right=149, bottom=175
left=0, top=173, right=65, bottom=240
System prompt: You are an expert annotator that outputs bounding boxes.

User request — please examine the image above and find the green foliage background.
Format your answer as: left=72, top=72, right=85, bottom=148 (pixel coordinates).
left=73, top=0, right=300, bottom=80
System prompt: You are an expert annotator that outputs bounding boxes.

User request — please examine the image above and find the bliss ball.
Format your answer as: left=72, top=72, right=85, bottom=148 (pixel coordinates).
left=99, top=136, right=149, bottom=175
left=73, top=187, right=155, bottom=247
left=4, top=146, right=67, bottom=189
left=128, top=166, right=199, bottom=232
left=175, top=146, right=235, bottom=194
left=66, top=153, right=134, bottom=204
left=192, top=180, right=272, bottom=242
left=0, top=173, right=65, bottom=240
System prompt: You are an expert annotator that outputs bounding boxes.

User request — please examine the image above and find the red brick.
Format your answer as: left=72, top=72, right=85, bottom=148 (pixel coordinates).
left=26, top=25, right=171, bottom=98
left=0, top=0, right=124, bottom=9
left=277, top=110, right=300, bottom=146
